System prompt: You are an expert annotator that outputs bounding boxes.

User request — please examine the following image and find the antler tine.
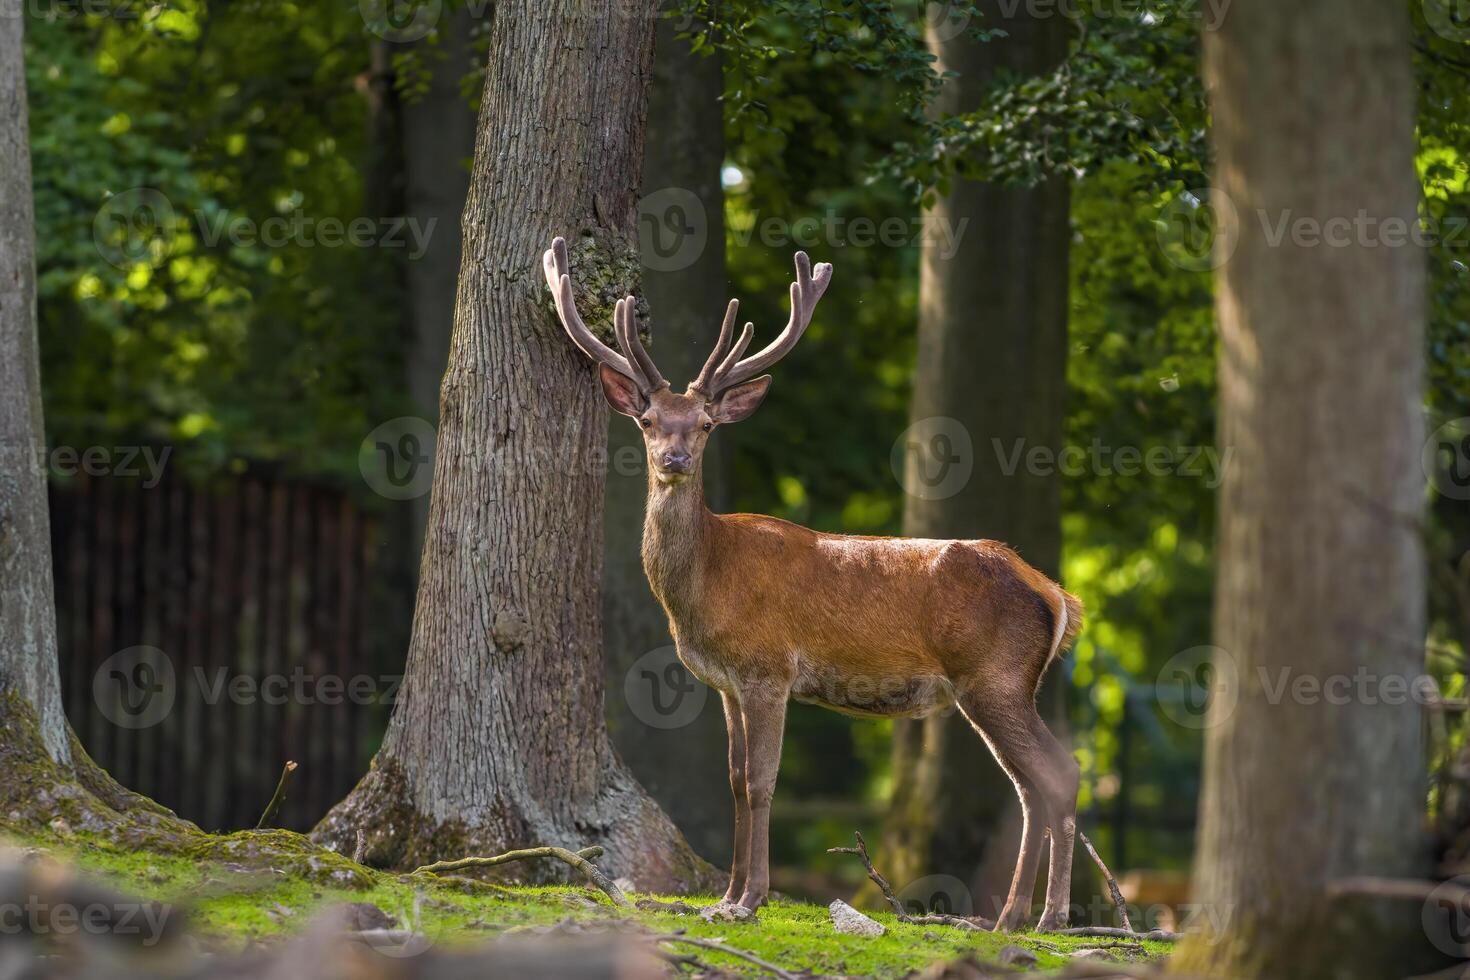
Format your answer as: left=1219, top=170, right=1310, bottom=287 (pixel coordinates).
left=616, top=294, right=668, bottom=391
left=709, top=251, right=833, bottom=394
left=689, top=298, right=739, bottom=395
left=543, top=237, right=642, bottom=386
left=711, top=321, right=755, bottom=386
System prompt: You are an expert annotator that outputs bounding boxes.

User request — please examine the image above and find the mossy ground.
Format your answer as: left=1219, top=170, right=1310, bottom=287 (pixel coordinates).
left=8, top=827, right=1171, bottom=977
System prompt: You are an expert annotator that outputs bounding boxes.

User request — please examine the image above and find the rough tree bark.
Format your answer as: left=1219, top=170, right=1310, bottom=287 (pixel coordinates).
left=603, top=11, right=732, bottom=866
left=1172, top=1, right=1431, bottom=975
left=314, top=1, right=712, bottom=891
left=0, top=3, right=71, bottom=766
left=882, top=2, right=1071, bottom=918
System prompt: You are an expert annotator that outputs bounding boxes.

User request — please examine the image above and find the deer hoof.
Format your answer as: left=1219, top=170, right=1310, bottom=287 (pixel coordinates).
left=993, top=907, right=1029, bottom=933
left=1035, top=912, right=1069, bottom=933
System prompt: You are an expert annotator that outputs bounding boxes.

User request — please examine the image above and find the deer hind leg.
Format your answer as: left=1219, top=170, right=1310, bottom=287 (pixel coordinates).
left=734, top=688, right=788, bottom=910
left=1032, top=712, right=1080, bottom=931
left=720, top=691, right=751, bottom=905
left=957, top=688, right=1078, bottom=932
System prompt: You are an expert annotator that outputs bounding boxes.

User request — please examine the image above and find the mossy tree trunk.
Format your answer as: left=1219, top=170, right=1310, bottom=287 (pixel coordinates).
left=883, top=1, right=1071, bottom=918
left=0, top=1, right=71, bottom=767
left=1172, top=1, right=1432, bottom=975
left=603, top=11, right=733, bottom=867
left=314, top=0, right=712, bottom=891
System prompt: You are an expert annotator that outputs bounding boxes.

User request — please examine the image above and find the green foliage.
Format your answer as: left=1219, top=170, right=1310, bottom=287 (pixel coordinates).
left=26, top=3, right=404, bottom=482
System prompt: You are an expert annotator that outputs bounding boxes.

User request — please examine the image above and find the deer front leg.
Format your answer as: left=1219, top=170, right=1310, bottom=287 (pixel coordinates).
left=721, top=691, right=750, bottom=905
left=735, top=688, right=787, bottom=910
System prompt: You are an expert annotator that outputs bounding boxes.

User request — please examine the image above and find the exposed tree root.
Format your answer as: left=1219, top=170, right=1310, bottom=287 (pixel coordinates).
left=412, top=845, right=631, bottom=908
left=0, top=694, right=375, bottom=889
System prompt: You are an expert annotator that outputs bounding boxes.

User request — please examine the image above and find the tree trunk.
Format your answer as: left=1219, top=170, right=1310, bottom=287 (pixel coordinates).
left=882, top=2, right=1070, bottom=919
left=1172, top=2, right=1431, bottom=975
left=603, top=11, right=732, bottom=867
left=0, top=4, right=71, bottom=766
left=314, top=1, right=712, bottom=892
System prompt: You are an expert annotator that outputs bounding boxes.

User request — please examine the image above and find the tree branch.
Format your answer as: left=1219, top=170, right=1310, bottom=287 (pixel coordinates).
left=827, top=830, right=994, bottom=931
left=1077, top=830, right=1133, bottom=932
left=411, top=845, right=630, bottom=908
left=255, top=761, right=297, bottom=830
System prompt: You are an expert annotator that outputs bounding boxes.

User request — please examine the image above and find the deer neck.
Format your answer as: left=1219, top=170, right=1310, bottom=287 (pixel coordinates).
left=641, top=464, right=712, bottom=620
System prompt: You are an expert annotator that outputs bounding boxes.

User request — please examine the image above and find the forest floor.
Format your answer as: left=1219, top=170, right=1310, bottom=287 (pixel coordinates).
left=5, top=826, right=1173, bottom=977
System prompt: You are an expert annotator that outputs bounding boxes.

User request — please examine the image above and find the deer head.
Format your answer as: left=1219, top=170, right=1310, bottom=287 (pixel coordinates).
left=543, top=237, right=833, bottom=485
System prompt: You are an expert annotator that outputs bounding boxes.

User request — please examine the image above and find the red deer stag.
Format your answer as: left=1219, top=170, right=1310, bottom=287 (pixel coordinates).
left=543, top=237, right=1083, bottom=930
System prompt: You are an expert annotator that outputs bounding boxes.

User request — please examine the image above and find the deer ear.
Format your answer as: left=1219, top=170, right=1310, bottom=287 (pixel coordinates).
left=599, top=364, right=646, bottom=417
left=711, top=375, right=772, bottom=423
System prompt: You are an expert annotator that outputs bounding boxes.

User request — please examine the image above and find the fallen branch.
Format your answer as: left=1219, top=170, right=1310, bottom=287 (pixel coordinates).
left=1054, top=926, right=1179, bottom=942
left=827, top=831, right=994, bottom=931
left=1077, top=830, right=1133, bottom=932
left=255, top=761, right=297, bottom=830
left=653, top=932, right=799, bottom=980
left=412, top=845, right=629, bottom=908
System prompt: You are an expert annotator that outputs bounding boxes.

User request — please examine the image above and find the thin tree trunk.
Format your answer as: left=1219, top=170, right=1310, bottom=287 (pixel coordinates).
left=1172, top=2, right=1430, bottom=975
left=883, top=2, right=1070, bottom=919
left=604, top=11, right=732, bottom=867
left=0, top=3, right=71, bottom=766
left=315, top=0, right=712, bottom=891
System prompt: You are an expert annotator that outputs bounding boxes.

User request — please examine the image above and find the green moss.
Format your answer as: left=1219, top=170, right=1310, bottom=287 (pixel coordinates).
left=8, top=827, right=1171, bottom=976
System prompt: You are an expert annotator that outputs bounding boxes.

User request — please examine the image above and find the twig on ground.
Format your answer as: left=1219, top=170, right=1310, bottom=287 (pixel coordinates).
left=255, top=761, right=297, bottom=830
left=827, top=830, right=994, bottom=931
left=828, top=830, right=904, bottom=917
left=1077, top=830, right=1133, bottom=932
left=412, top=845, right=629, bottom=908
left=1054, top=926, right=1178, bottom=942
left=652, top=931, right=799, bottom=980
left=352, top=829, right=367, bottom=865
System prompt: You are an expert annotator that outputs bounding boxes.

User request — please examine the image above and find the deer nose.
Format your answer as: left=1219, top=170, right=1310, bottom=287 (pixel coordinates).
left=661, top=451, right=691, bottom=472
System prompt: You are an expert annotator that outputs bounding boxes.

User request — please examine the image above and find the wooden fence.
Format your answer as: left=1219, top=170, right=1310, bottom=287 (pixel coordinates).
left=49, top=469, right=395, bottom=833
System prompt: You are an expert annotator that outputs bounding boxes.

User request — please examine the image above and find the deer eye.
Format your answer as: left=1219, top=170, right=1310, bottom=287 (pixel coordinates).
left=702, top=421, right=713, bottom=432
left=640, top=417, right=652, bottom=429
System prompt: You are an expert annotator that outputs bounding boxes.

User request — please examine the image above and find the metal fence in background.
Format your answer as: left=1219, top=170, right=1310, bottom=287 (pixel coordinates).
left=49, top=469, right=394, bottom=833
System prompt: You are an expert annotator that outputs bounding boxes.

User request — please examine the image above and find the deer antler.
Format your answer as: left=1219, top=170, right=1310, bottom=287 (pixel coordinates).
left=543, top=237, right=667, bottom=392
left=690, top=251, right=832, bottom=397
